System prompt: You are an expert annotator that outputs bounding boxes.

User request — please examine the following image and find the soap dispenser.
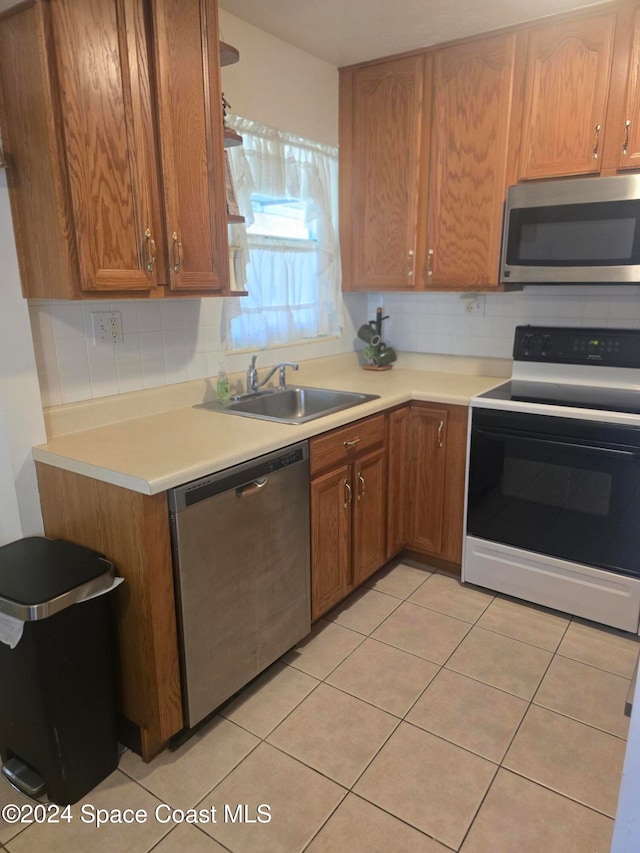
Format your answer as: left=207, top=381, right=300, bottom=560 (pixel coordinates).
left=216, top=363, right=230, bottom=402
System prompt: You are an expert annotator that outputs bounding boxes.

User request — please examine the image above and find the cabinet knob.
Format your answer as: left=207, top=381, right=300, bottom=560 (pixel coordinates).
left=623, top=119, right=631, bottom=156
left=592, top=124, right=601, bottom=159
left=357, top=472, right=365, bottom=501
left=172, top=232, right=183, bottom=273
left=343, top=479, right=352, bottom=508
left=427, top=249, right=434, bottom=276
left=437, top=420, right=444, bottom=448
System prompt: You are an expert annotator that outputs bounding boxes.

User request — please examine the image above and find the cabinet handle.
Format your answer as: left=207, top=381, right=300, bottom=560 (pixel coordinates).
left=236, top=477, right=268, bottom=498
left=427, top=249, right=434, bottom=276
left=407, top=249, right=414, bottom=278
left=144, top=228, right=156, bottom=272
left=437, top=420, right=444, bottom=448
left=343, top=437, right=361, bottom=449
left=592, top=124, right=601, bottom=159
left=172, top=232, right=183, bottom=273
left=623, top=119, right=631, bottom=155
left=344, top=479, right=352, bottom=508
left=357, top=472, right=365, bottom=501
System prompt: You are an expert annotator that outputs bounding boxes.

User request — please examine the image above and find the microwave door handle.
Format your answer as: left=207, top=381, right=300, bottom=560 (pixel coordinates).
left=472, top=427, right=638, bottom=459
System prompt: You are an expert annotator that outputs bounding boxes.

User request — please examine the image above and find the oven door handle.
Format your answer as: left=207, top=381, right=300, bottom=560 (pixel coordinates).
left=472, top=426, right=640, bottom=458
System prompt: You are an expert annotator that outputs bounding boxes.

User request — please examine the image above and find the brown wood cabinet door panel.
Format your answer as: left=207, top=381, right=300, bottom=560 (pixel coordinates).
left=50, top=0, right=158, bottom=292
left=439, top=404, right=468, bottom=564
left=408, top=404, right=448, bottom=555
left=152, top=0, right=228, bottom=292
left=347, top=57, right=425, bottom=290
left=386, top=406, right=410, bottom=558
left=519, top=12, right=616, bottom=179
left=0, top=4, right=78, bottom=299
left=426, top=34, right=517, bottom=288
left=34, top=463, right=182, bottom=761
left=309, top=414, right=385, bottom=477
left=613, top=5, right=640, bottom=170
left=311, top=465, right=352, bottom=621
left=352, top=447, right=387, bottom=586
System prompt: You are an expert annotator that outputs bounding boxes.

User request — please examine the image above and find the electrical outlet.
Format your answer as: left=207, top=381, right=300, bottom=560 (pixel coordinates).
left=462, top=295, right=486, bottom=316
left=91, top=311, right=123, bottom=346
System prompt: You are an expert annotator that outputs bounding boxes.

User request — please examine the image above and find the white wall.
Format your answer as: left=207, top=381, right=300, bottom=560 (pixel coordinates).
left=218, top=9, right=338, bottom=146
left=0, top=176, right=46, bottom=545
left=368, top=286, right=640, bottom=358
left=29, top=9, right=364, bottom=407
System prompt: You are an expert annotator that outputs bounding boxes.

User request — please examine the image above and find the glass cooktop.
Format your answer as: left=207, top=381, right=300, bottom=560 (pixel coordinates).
left=478, top=380, right=640, bottom=415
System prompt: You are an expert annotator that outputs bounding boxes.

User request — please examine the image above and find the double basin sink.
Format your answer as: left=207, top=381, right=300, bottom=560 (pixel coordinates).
left=200, top=386, right=380, bottom=424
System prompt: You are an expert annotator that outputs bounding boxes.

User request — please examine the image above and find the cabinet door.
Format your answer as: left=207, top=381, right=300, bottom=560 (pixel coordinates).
left=425, top=34, right=517, bottom=288
left=340, top=56, right=428, bottom=291
left=310, top=465, right=352, bottom=621
left=153, top=0, right=229, bottom=292
left=408, top=405, right=448, bottom=556
left=609, top=4, right=640, bottom=171
left=50, top=0, right=163, bottom=292
left=518, top=11, right=616, bottom=179
left=386, top=407, right=410, bottom=559
left=438, top=404, right=468, bottom=565
left=352, top=448, right=387, bottom=586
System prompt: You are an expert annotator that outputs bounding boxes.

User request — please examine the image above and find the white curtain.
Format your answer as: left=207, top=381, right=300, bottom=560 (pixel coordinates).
left=223, top=116, right=341, bottom=350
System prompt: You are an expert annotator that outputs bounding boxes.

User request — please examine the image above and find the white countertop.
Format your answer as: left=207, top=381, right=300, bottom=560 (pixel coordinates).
left=32, top=354, right=506, bottom=495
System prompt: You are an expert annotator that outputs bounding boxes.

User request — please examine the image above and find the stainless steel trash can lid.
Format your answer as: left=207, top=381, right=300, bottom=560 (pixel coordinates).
left=0, top=537, right=116, bottom=621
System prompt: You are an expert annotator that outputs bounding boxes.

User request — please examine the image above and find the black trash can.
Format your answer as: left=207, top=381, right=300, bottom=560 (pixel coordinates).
left=0, top=536, right=121, bottom=805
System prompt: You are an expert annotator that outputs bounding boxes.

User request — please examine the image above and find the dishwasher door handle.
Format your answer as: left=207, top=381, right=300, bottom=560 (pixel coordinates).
left=236, top=477, right=269, bottom=498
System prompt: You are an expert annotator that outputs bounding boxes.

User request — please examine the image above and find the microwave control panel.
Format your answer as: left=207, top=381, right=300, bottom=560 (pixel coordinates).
left=513, top=326, right=640, bottom=367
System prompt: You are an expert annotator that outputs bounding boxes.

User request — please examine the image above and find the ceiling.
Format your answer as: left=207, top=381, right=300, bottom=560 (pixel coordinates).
left=219, top=0, right=605, bottom=67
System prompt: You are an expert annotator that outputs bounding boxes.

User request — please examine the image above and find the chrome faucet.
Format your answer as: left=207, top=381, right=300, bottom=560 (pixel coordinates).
left=246, top=356, right=299, bottom=393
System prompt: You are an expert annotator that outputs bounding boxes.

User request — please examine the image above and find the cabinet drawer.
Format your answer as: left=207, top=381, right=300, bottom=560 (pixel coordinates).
left=310, top=414, right=385, bottom=477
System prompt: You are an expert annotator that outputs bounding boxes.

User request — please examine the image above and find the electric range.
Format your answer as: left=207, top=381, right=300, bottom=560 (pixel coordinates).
left=463, top=325, right=640, bottom=633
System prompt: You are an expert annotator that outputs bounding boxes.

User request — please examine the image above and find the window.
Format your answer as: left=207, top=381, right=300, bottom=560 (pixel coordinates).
left=247, top=196, right=312, bottom=241
left=223, top=117, right=341, bottom=351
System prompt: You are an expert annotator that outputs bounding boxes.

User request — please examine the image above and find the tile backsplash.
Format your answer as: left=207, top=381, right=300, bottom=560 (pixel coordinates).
left=30, top=295, right=365, bottom=407
left=30, top=287, right=640, bottom=407
left=368, top=285, right=640, bottom=359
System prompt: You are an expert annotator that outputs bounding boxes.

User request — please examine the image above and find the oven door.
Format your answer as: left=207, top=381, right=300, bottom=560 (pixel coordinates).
left=467, top=408, right=640, bottom=579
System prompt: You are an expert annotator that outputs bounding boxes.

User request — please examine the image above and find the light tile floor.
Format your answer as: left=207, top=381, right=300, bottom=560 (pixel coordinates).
left=2, top=560, right=638, bottom=852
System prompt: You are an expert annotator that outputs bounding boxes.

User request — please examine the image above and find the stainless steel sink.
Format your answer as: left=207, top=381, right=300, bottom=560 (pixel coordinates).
left=199, top=386, right=380, bottom=424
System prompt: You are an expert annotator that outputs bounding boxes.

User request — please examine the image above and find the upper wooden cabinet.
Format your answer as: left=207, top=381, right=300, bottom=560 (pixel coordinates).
left=0, top=0, right=229, bottom=299
left=423, top=33, right=519, bottom=287
left=340, top=56, right=429, bottom=291
left=518, top=10, right=617, bottom=180
left=603, top=3, right=640, bottom=171
left=340, top=35, right=519, bottom=291
left=340, top=3, right=640, bottom=293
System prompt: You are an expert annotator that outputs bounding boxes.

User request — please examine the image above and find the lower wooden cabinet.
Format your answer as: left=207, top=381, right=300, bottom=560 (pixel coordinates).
left=310, top=464, right=352, bottom=618
left=352, top=447, right=387, bottom=586
left=407, top=402, right=468, bottom=565
left=386, top=405, right=411, bottom=559
left=310, top=402, right=469, bottom=619
left=34, top=462, right=182, bottom=762
left=309, top=415, right=387, bottom=620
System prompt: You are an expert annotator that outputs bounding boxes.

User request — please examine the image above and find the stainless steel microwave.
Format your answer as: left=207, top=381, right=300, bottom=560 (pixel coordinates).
left=500, top=175, right=640, bottom=284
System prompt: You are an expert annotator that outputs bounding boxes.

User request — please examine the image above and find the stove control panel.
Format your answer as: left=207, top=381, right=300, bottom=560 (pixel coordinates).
left=514, top=326, right=640, bottom=367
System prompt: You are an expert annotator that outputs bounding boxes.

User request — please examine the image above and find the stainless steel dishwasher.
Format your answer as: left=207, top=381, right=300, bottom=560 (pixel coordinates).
left=168, top=441, right=310, bottom=729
